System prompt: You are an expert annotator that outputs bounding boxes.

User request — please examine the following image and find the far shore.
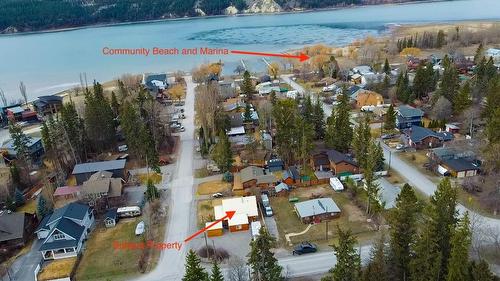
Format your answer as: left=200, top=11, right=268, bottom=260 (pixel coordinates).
left=0, top=0, right=449, bottom=37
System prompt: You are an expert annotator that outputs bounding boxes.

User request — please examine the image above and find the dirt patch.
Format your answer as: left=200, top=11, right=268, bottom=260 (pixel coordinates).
left=197, top=180, right=231, bottom=195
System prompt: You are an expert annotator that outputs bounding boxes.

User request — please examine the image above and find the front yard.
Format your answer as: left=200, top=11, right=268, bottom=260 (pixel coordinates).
left=197, top=180, right=231, bottom=195
left=270, top=185, right=375, bottom=248
left=197, top=199, right=222, bottom=228
left=75, top=217, right=148, bottom=281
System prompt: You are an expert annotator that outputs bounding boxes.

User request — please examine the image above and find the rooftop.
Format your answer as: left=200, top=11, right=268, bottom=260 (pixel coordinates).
left=397, top=105, right=424, bottom=118
left=0, top=212, right=26, bottom=242
left=294, top=198, right=341, bottom=218
left=72, top=159, right=126, bottom=175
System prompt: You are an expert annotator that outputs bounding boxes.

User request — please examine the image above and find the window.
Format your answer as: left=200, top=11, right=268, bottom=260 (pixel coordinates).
left=53, top=233, right=65, bottom=240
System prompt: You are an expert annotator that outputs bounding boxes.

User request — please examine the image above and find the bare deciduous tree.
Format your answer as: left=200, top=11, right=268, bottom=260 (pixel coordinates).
left=19, top=81, right=27, bottom=105
left=227, top=257, right=249, bottom=281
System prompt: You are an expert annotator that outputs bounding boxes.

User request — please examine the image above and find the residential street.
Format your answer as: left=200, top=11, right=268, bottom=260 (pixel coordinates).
left=133, top=76, right=197, bottom=281
left=380, top=142, right=500, bottom=240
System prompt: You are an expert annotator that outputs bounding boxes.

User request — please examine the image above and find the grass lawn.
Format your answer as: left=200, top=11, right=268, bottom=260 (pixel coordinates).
left=270, top=185, right=374, bottom=248
left=137, top=173, right=162, bottom=185
left=194, top=168, right=211, bottom=178
left=75, top=218, right=144, bottom=281
left=197, top=180, right=231, bottom=195
left=38, top=257, right=77, bottom=281
left=197, top=199, right=222, bottom=228
left=399, top=151, right=441, bottom=184
left=18, top=199, right=37, bottom=214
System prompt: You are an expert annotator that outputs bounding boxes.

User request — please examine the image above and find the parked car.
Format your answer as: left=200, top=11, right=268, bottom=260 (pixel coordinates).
left=396, top=144, right=405, bottom=150
left=135, top=221, right=145, bottom=236
left=175, top=126, right=185, bottom=132
left=292, top=242, right=317, bottom=255
left=381, top=133, right=396, bottom=140
left=118, top=145, right=128, bottom=152
left=179, top=113, right=186, bottom=119
left=212, top=192, right=223, bottom=198
left=264, top=206, right=273, bottom=217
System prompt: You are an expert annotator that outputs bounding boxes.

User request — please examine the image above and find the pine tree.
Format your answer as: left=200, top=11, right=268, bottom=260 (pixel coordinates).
left=209, top=261, right=224, bottom=281
left=436, top=30, right=446, bottom=48
left=302, top=95, right=314, bottom=124
left=374, top=143, right=385, bottom=172
left=388, top=184, right=420, bottom=281
left=60, top=101, right=86, bottom=161
left=482, top=75, right=500, bottom=121
left=84, top=81, right=116, bottom=152
left=384, top=104, right=396, bottom=131
left=485, top=107, right=500, bottom=144
left=453, top=81, right=472, bottom=114
left=325, top=226, right=361, bottom=281
left=10, top=164, right=21, bottom=188
left=383, top=58, right=391, bottom=75
left=325, top=90, right=352, bottom=153
left=439, top=55, right=460, bottom=103
left=362, top=234, right=388, bottom=281
left=243, top=103, right=253, bottom=122
left=469, top=260, right=495, bottom=281
left=110, top=91, right=120, bottom=117
left=241, top=70, right=254, bottom=99
left=248, top=227, right=283, bottom=281
left=183, top=250, right=208, bottom=281
left=273, top=99, right=302, bottom=165
left=211, top=130, right=233, bottom=172
left=429, top=178, right=458, bottom=280
left=474, top=43, right=485, bottom=64
left=396, top=71, right=411, bottom=103
left=364, top=141, right=381, bottom=214
left=15, top=188, right=25, bottom=206
left=446, top=213, right=471, bottom=281
left=352, top=115, right=371, bottom=169
left=313, top=99, right=325, bottom=140
left=36, top=195, right=52, bottom=218
left=410, top=215, right=442, bottom=281
left=145, top=179, right=160, bottom=202
left=413, top=65, right=431, bottom=100
left=270, top=90, right=277, bottom=105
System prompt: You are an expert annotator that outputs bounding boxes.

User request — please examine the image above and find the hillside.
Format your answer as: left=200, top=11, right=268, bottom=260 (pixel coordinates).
left=0, top=0, right=432, bottom=34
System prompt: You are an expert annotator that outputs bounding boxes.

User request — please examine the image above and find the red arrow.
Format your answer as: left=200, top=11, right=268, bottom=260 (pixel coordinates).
left=184, top=211, right=236, bottom=243
left=230, top=50, right=310, bottom=62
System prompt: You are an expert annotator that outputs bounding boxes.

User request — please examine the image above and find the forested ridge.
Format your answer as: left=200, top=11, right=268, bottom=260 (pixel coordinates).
left=1, top=0, right=430, bottom=34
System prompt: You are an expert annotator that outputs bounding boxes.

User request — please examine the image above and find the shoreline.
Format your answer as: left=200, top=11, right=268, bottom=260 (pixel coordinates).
left=0, top=0, right=449, bottom=37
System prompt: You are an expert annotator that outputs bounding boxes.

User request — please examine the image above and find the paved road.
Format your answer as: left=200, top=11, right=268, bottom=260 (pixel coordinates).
left=380, top=142, right=500, bottom=240
left=4, top=240, right=42, bottom=281
left=133, top=76, right=197, bottom=281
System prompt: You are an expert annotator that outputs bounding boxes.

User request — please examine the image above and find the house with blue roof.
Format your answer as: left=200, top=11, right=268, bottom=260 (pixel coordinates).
left=404, top=126, right=454, bottom=150
left=34, top=202, right=94, bottom=260
left=396, top=105, right=424, bottom=129
left=1, top=137, right=44, bottom=162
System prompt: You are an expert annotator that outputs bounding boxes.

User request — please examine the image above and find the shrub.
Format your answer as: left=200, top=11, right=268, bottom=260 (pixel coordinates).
left=197, top=246, right=229, bottom=262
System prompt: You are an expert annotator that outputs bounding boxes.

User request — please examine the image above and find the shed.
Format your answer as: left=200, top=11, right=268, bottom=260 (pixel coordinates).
left=274, top=182, right=289, bottom=193
left=104, top=208, right=118, bottom=228
left=206, top=221, right=223, bottom=237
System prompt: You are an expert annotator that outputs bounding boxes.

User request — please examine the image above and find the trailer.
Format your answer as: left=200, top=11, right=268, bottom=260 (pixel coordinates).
left=329, top=177, right=344, bottom=191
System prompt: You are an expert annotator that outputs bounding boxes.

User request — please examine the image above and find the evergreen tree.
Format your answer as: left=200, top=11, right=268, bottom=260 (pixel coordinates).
left=302, top=95, right=314, bottom=124
left=60, top=101, right=86, bottom=161
left=364, top=141, right=381, bottom=214
left=243, top=103, right=253, bottom=122
left=273, top=99, right=302, bottom=165
left=429, top=178, right=458, bottom=280
left=453, top=81, right=472, bottom=114
left=8, top=121, right=32, bottom=165
left=362, top=234, right=388, bottom=281
left=352, top=115, right=371, bottom=169
left=439, top=55, right=460, bottom=103
left=485, top=107, right=500, bottom=145
left=388, top=184, right=420, bottom=281
left=374, top=143, right=385, bottom=172
left=110, top=91, right=120, bottom=117
left=84, top=81, right=116, bottom=152
left=413, top=65, right=431, bottom=99
left=313, top=99, right=326, bottom=140
left=325, top=91, right=352, bottom=153
left=241, top=70, right=254, bottom=99
left=183, top=249, right=208, bottom=281
left=482, top=75, right=500, bottom=121
left=436, top=30, right=446, bottom=48
left=10, top=164, right=21, bottom=188
left=384, top=104, right=396, bottom=131
left=410, top=215, right=442, bottom=281
left=36, top=195, right=52, bottom=218
left=469, top=260, right=495, bottom=281
left=15, top=188, right=25, bottom=206
left=396, top=71, right=412, bottom=103
left=474, top=43, right=485, bottom=64
left=209, top=261, right=224, bottom=281
left=211, top=130, right=233, bottom=172
left=140, top=124, right=160, bottom=173
left=270, top=90, right=277, bottom=105
left=145, top=179, right=160, bottom=202
left=383, top=58, right=391, bottom=75
left=446, top=213, right=471, bottom=281
left=324, top=226, right=361, bottom=281
left=248, top=227, right=283, bottom=281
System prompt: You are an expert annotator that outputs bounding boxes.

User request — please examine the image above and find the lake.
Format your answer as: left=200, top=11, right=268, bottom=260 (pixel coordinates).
left=0, top=0, right=499, bottom=100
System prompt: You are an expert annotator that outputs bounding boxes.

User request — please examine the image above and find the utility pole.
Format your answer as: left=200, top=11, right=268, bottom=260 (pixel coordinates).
left=325, top=220, right=329, bottom=240
left=204, top=232, right=209, bottom=260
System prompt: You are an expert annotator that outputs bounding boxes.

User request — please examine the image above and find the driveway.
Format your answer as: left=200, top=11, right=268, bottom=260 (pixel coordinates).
left=132, top=76, right=197, bottom=281
left=4, top=239, right=43, bottom=281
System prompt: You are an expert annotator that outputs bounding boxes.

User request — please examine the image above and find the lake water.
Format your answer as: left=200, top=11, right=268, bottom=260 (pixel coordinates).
left=0, top=0, right=499, bottom=100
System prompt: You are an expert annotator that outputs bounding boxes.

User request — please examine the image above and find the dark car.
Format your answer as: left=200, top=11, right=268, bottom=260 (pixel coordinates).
left=292, top=242, right=317, bottom=255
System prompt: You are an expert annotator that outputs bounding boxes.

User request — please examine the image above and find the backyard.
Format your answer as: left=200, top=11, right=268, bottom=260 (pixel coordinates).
left=75, top=217, right=145, bottom=281
left=270, top=185, right=375, bottom=248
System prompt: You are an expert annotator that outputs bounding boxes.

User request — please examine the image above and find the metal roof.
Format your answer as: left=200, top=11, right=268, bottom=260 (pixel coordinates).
left=72, top=159, right=126, bottom=175
left=0, top=212, right=26, bottom=242
left=294, top=198, right=341, bottom=218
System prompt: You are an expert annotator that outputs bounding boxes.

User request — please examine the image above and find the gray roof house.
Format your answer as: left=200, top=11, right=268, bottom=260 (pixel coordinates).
left=294, top=198, right=341, bottom=223
left=81, top=171, right=123, bottom=206
left=72, top=159, right=126, bottom=185
left=34, top=202, right=94, bottom=260
left=0, top=212, right=37, bottom=250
